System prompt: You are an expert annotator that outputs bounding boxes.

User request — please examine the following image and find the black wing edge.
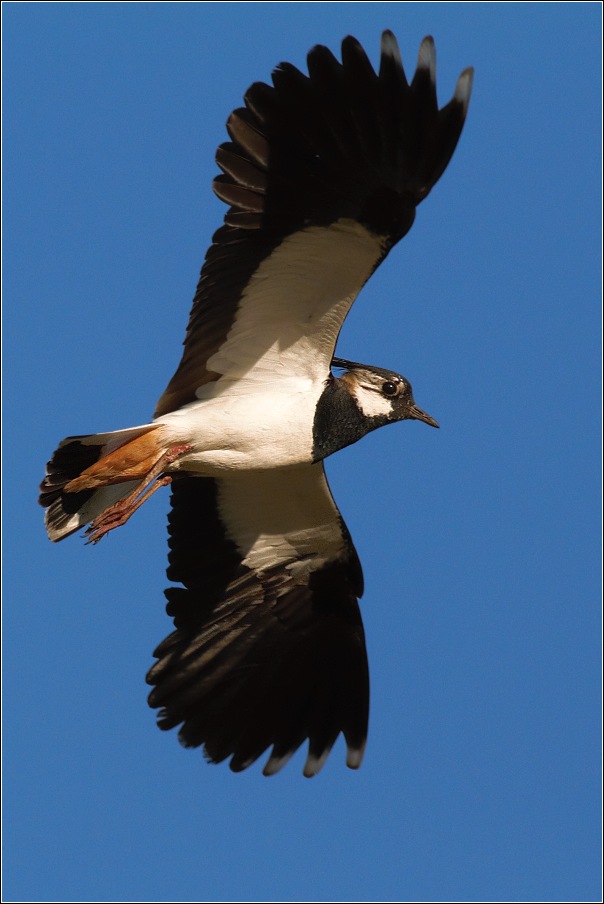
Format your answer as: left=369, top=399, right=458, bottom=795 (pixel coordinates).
left=146, top=475, right=369, bottom=777
left=213, top=30, right=474, bottom=243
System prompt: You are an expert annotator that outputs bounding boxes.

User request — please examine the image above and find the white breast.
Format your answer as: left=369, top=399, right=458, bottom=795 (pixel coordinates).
left=157, top=375, right=323, bottom=474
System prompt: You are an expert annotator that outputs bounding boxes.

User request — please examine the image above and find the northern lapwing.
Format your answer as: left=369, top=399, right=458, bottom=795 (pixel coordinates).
left=40, top=32, right=473, bottom=777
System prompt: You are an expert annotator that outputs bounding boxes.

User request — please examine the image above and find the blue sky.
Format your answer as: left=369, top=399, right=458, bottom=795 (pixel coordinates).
left=3, top=2, right=601, bottom=902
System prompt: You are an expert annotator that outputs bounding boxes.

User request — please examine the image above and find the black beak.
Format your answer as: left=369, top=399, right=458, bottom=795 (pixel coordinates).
left=407, top=403, right=439, bottom=428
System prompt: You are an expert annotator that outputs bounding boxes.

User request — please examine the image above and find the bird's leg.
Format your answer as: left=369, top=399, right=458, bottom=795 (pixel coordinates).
left=85, top=443, right=192, bottom=544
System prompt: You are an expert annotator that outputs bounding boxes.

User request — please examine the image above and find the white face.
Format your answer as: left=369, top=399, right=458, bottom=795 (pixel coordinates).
left=346, top=369, right=411, bottom=419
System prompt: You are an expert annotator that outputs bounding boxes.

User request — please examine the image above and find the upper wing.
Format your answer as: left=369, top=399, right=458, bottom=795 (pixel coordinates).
left=146, top=463, right=369, bottom=777
left=154, top=31, right=473, bottom=415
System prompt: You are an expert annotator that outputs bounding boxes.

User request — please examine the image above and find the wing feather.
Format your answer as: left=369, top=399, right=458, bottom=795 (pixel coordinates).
left=147, top=464, right=368, bottom=776
left=154, top=31, right=473, bottom=415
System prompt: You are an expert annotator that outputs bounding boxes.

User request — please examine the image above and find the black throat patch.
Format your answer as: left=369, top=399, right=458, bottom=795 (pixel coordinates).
left=312, top=376, right=390, bottom=462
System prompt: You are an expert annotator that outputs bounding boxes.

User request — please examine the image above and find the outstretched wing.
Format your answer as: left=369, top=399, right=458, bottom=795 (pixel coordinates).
left=155, top=31, right=473, bottom=415
left=146, top=464, right=369, bottom=777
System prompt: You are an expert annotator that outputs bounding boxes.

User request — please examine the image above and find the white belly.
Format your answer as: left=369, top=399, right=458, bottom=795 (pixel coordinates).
left=155, top=377, right=320, bottom=474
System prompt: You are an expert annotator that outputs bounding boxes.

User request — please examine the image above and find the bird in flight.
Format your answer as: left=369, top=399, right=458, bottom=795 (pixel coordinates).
left=40, top=31, right=473, bottom=777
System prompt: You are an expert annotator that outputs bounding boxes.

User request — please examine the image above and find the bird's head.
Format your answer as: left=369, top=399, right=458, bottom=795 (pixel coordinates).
left=332, top=357, right=439, bottom=429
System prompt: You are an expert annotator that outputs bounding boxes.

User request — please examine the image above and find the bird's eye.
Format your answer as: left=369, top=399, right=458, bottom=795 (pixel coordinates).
left=382, top=381, right=399, bottom=397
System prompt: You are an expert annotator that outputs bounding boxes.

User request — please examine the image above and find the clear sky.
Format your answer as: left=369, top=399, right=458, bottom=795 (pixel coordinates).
left=3, top=2, right=601, bottom=902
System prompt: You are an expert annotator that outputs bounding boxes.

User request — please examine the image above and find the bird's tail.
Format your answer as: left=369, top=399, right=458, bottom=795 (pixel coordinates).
left=39, top=423, right=166, bottom=542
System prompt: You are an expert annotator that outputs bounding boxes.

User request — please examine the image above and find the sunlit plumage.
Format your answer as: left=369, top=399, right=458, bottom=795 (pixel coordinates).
left=40, top=31, right=473, bottom=776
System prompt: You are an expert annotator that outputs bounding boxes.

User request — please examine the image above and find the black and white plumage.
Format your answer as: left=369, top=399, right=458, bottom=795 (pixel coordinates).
left=39, top=32, right=473, bottom=776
